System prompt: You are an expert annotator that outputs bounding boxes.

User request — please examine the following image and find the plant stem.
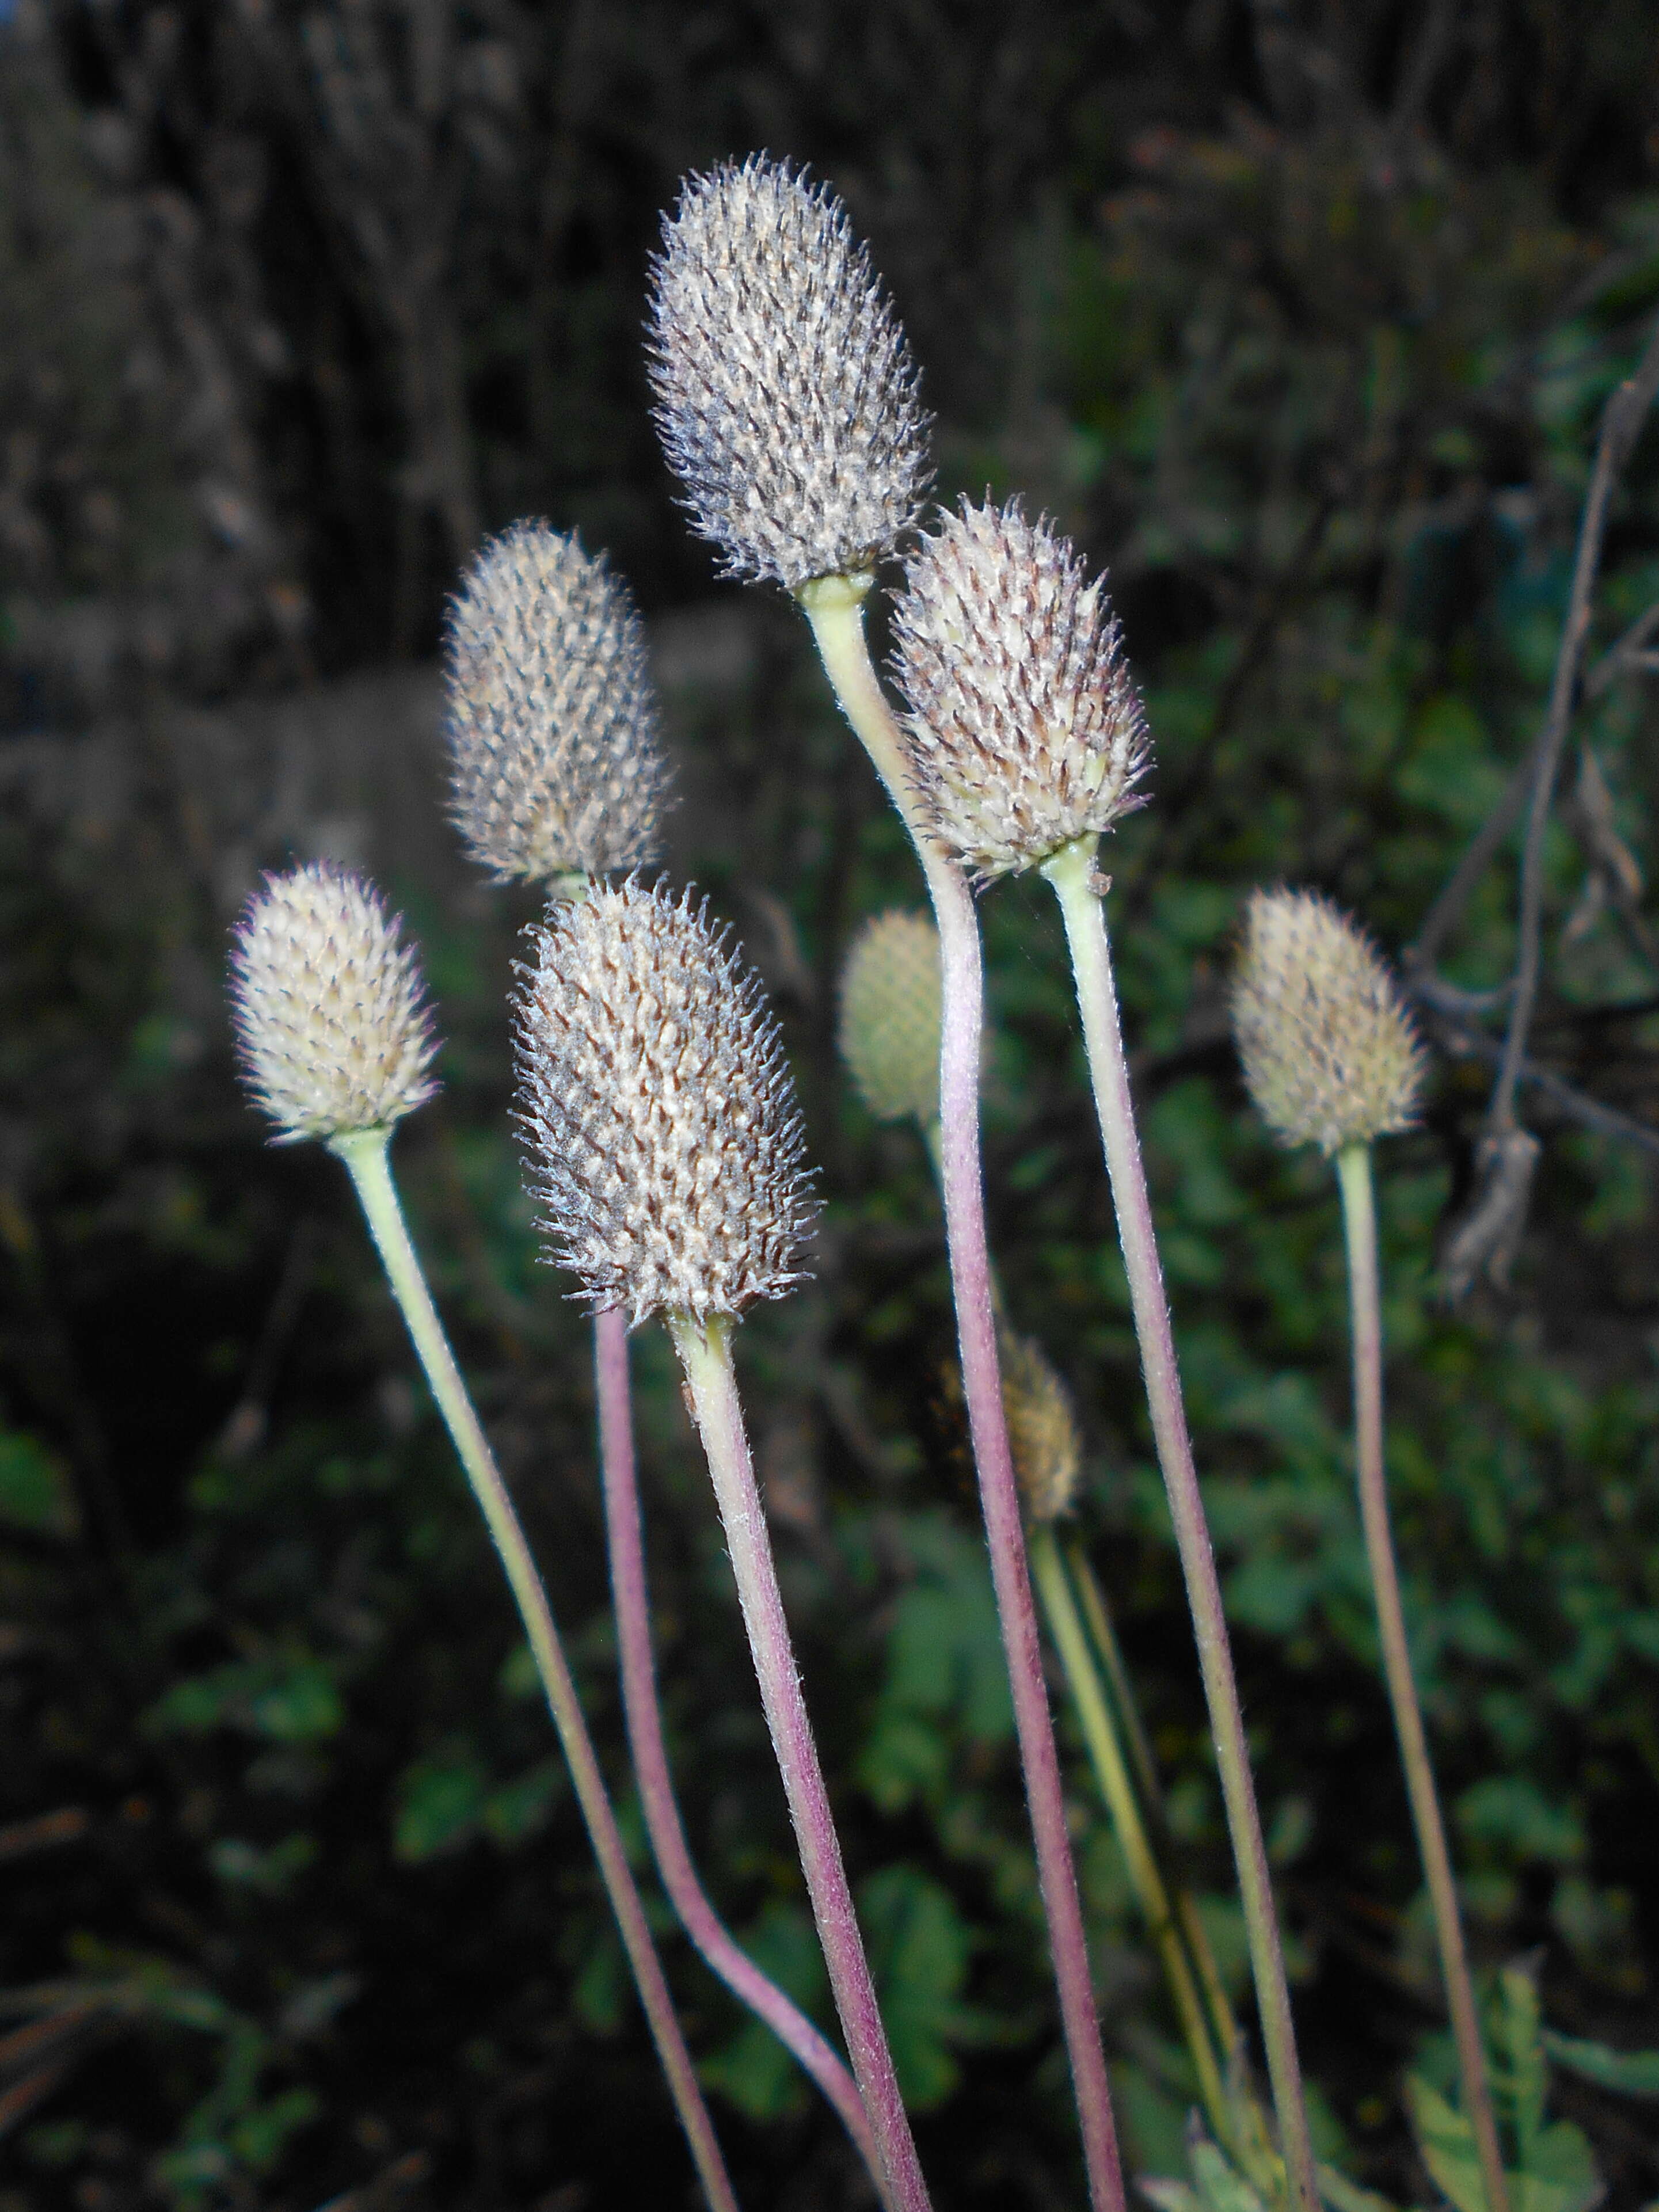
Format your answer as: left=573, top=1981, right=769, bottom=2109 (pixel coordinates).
left=592, top=1307, right=889, bottom=2200
left=1030, top=1524, right=1234, bottom=2148
left=800, top=577, right=1128, bottom=2212
left=1335, top=1145, right=1510, bottom=2212
left=669, top=1309, right=934, bottom=2212
left=1068, top=1543, right=1242, bottom=2066
left=331, top=1130, right=740, bottom=2212
left=1040, top=834, right=1319, bottom=2212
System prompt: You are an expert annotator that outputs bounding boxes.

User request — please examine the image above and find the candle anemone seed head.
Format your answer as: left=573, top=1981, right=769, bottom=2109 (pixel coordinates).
left=838, top=909, right=942, bottom=1126
left=646, top=154, right=933, bottom=589
left=1001, top=1332, right=1081, bottom=1526
left=1231, top=888, right=1425, bottom=1156
left=893, top=500, right=1149, bottom=882
left=515, top=878, right=818, bottom=1327
left=443, top=521, right=670, bottom=886
left=230, top=862, right=439, bottom=1145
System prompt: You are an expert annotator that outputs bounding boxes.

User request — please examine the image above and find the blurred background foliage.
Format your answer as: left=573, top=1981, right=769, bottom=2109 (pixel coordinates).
left=7, top=1, right=1659, bottom=2208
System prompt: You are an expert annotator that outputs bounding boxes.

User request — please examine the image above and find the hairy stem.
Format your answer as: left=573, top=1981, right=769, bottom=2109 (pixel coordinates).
left=1030, top=1525, right=1234, bottom=2146
left=1335, top=1146, right=1510, bottom=2212
left=1040, top=836, right=1318, bottom=2212
left=332, top=1131, right=739, bottom=2212
left=592, top=1308, right=888, bottom=2199
left=800, top=576, right=1128, bottom=2212
left=669, top=1310, right=933, bottom=2212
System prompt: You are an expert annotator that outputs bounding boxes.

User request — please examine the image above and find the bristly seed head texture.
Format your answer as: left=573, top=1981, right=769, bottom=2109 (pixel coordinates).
left=1231, top=887, right=1425, bottom=1156
left=646, top=154, right=933, bottom=589
left=230, top=862, right=439, bottom=1145
left=515, top=879, right=817, bottom=1326
left=892, top=499, right=1149, bottom=880
left=443, top=521, right=670, bottom=884
left=1001, top=1331, right=1081, bottom=1526
left=838, top=909, right=942, bottom=1126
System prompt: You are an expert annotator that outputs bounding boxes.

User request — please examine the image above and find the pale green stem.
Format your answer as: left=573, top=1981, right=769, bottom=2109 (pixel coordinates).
left=330, top=1129, right=739, bottom=2212
left=1040, top=833, right=1319, bottom=2212
left=1030, top=1524, right=1234, bottom=2147
left=1067, top=1543, right=1242, bottom=2066
left=669, top=1309, right=934, bottom=2212
left=800, top=576, right=1128, bottom=2212
left=1335, top=1145, right=1510, bottom=2212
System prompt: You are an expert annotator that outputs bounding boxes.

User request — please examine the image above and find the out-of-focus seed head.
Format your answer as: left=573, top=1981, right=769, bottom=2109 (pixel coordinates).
left=838, top=909, right=941, bottom=1125
left=443, top=521, right=670, bottom=885
left=515, top=879, right=817, bottom=1325
left=230, top=863, right=439, bottom=1145
left=893, top=500, right=1149, bottom=880
left=1231, top=888, right=1425, bottom=1156
left=1001, top=1331, right=1080, bottom=1525
left=646, top=154, right=933, bottom=589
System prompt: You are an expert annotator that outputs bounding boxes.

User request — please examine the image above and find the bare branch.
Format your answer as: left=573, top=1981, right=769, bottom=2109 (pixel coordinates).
left=1490, top=307, right=1659, bottom=1133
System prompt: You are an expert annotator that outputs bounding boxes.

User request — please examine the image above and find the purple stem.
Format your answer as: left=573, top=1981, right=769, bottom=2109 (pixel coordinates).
left=669, top=1312, right=934, bottom=2212
left=800, top=581, right=1127, bottom=2212
left=592, top=1308, right=889, bottom=2200
left=930, top=873, right=1128, bottom=2212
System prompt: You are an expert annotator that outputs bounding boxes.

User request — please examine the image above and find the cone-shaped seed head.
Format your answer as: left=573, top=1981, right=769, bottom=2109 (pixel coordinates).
left=893, top=500, right=1148, bottom=880
left=838, top=909, right=942, bottom=1125
left=230, top=863, right=439, bottom=1144
left=1231, top=888, right=1424, bottom=1155
left=516, top=879, right=817, bottom=1325
left=1001, top=1331, right=1081, bottom=1525
left=444, top=521, right=670, bottom=884
left=646, top=154, right=933, bottom=588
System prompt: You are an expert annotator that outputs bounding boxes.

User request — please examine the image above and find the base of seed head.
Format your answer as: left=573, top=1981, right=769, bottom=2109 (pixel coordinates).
left=647, top=155, right=933, bottom=589
left=838, top=911, right=942, bottom=1126
left=893, top=499, right=1148, bottom=881
left=230, top=862, right=439, bottom=1145
left=515, top=878, right=817, bottom=1327
left=444, top=521, right=670, bottom=885
left=1231, top=887, right=1424, bottom=1156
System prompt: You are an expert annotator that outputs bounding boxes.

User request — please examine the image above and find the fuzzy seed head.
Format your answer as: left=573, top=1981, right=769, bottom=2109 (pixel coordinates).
left=646, top=155, right=933, bottom=588
left=1231, top=888, right=1425, bottom=1156
left=443, top=522, right=670, bottom=884
left=515, top=880, right=817, bottom=1325
left=1002, top=1332, right=1081, bottom=1525
left=893, top=500, right=1149, bottom=880
left=838, top=910, right=942, bottom=1125
left=230, top=863, right=439, bottom=1144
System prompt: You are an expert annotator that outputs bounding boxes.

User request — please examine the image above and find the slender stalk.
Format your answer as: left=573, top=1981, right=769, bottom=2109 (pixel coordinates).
left=1030, top=1525, right=1234, bottom=2147
left=330, top=1130, right=739, bottom=2212
left=1040, top=835, right=1319, bottom=2212
left=669, top=1309, right=934, bottom=2212
left=800, top=578, right=1128, bottom=2212
left=1335, top=1145, right=1510, bottom=2212
left=1068, top=1544, right=1242, bottom=2066
left=592, top=1308, right=889, bottom=2200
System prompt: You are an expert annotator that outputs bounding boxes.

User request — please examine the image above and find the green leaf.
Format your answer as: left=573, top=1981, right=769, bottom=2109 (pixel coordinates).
left=393, top=1747, right=490, bottom=1861
left=701, top=1900, right=831, bottom=2123
left=0, top=1427, right=78, bottom=1537
left=1542, top=2030, right=1659, bottom=2099
left=857, top=1865, right=977, bottom=2110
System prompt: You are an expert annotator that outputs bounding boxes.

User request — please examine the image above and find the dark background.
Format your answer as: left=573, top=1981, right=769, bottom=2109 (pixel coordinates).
left=6, top=3, right=1659, bottom=2209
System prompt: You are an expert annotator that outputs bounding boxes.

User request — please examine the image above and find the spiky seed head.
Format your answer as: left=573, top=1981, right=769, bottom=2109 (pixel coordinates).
left=1001, top=1332, right=1081, bottom=1525
left=838, top=910, right=942, bottom=1125
left=230, top=863, right=439, bottom=1145
left=646, top=154, right=933, bottom=589
left=1231, top=888, right=1425, bottom=1156
left=515, top=879, right=817, bottom=1325
left=892, top=500, right=1149, bottom=881
left=443, top=521, right=670, bottom=885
